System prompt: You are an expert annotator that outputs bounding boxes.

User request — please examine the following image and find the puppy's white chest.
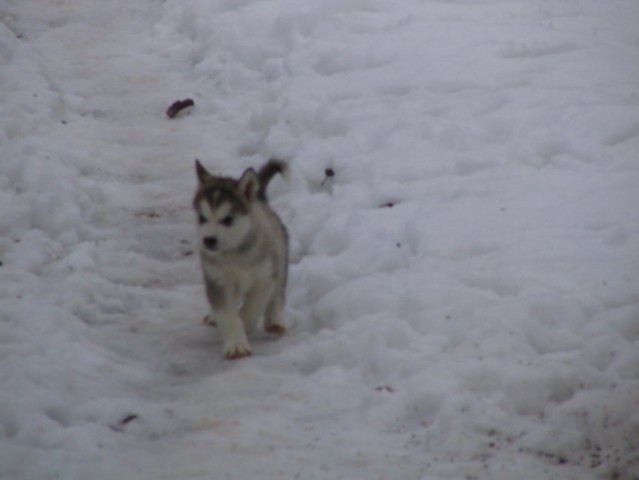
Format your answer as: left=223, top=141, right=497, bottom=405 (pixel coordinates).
left=204, top=259, right=272, bottom=299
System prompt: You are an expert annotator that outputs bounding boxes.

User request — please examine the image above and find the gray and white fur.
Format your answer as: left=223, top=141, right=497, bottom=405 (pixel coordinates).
left=193, top=159, right=289, bottom=359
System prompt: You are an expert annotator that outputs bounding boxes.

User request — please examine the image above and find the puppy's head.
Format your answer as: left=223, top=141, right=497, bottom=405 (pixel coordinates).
left=193, top=160, right=260, bottom=255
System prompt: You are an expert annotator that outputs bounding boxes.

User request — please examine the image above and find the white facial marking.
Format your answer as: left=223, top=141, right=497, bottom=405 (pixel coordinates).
left=215, top=202, right=232, bottom=222
left=197, top=197, right=251, bottom=254
left=199, top=201, right=214, bottom=223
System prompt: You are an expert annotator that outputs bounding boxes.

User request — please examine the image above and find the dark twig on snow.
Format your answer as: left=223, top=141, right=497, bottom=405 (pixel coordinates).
left=166, top=98, right=194, bottom=118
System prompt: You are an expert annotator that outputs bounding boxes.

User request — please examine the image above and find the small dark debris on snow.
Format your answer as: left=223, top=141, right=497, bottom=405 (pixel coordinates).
left=120, top=414, right=139, bottom=425
left=321, top=168, right=335, bottom=187
left=166, top=98, right=194, bottom=118
left=376, top=385, right=394, bottom=393
left=138, top=210, right=161, bottom=219
left=109, top=414, right=139, bottom=433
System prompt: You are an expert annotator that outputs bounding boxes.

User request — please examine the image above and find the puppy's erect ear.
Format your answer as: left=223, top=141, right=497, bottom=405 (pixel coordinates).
left=195, top=159, right=211, bottom=184
left=238, top=168, right=259, bottom=201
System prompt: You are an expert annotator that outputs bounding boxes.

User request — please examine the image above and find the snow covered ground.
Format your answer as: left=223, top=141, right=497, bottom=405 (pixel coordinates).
left=1, top=0, right=638, bottom=478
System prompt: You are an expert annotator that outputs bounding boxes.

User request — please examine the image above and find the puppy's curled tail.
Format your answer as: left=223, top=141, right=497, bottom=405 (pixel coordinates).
left=257, top=159, right=289, bottom=201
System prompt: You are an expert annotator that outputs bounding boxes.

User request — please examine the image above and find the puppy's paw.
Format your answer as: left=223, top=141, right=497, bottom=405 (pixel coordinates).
left=265, top=324, right=286, bottom=335
left=223, top=335, right=252, bottom=360
left=202, top=314, right=217, bottom=327
left=224, top=345, right=252, bottom=360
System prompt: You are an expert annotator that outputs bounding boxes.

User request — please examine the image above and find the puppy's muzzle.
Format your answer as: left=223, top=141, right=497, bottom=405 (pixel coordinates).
left=203, top=236, right=218, bottom=251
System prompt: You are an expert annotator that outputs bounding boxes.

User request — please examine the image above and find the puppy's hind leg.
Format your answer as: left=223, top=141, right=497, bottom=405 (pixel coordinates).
left=202, top=313, right=217, bottom=327
left=264, top=292, right=286, bottom=335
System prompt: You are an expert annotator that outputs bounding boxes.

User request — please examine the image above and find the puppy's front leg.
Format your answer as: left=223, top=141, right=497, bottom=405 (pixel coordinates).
left=216, top=307, right=251, bottom=360
left=240, top=283, right=274, bottom=334
left=205, top=277, right=251, bottom=360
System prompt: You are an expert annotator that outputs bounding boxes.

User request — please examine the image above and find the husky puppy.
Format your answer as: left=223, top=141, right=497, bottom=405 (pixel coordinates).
left=193, top=159, right=289, bottom=359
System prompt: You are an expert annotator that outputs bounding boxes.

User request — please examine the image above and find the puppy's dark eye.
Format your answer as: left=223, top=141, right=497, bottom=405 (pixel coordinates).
left=220, top=215, right=234, bottom=227
left=198, top=214, right=207, bottom=225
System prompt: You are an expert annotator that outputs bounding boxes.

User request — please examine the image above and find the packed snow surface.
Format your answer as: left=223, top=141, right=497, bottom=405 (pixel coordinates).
left=1, top=0, right=638, bottom=479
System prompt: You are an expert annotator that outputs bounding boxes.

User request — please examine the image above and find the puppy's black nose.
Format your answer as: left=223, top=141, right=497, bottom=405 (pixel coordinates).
left=203, top=236, right=218, bottom=250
